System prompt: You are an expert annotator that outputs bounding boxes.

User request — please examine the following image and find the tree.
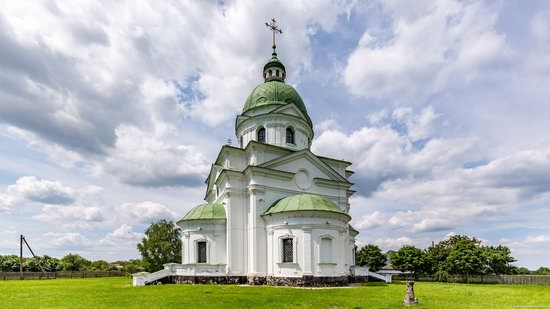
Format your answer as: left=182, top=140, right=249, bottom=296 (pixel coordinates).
left=41, top=255, right=62, bottom=272
left=61, top=254, right=91, bottom=271
left=391, top=245, right=427, bottom=278
left=514, top=267, right=531, bottom=275
left=483, top=245, right=516, bottom=275
left=137, top=220, right=181, bottom=272
left=533, top=267, right=550, bottom=275
left=446, top=239, right=485, bottom=283
left=113, top=259, right=143, bottom=275
left=0, top=255, right=20, bottom=272
left=89, top=260, right=110, bottom=271
left=355, top=244, right=387, bottom=272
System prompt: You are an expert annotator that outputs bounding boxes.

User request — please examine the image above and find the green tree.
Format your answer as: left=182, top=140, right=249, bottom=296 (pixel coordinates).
left=446, top=239, right=485, bottom=283
left=514, top=267, right=531, bottom=275
left=23, top=257, right=42, bottom=272
left=533, top=267, right=550, bottom=275
left=483, top=245, right=516, bottom=275
left=391, top=245, right=427, bottom=278
left=137, top=220, right=181, bottom=272
left=113, top=259, right=143, bottom=275
left=89, top=260, right=110, bottom=271
left=41, top=255, right=62, bottom=272
left=61, top=254, right=91, bottom=271
left=0, top=255, right=21, bottom=272
left=355, top=244, right=387, bottom=272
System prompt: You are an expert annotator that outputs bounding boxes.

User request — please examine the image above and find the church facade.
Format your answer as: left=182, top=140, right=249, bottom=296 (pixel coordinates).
left=133, top=45, right=369, bottom=287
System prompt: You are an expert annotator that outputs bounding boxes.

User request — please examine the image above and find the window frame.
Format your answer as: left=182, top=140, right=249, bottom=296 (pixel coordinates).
left=285, top=127, right=295, bottom=144
left=196, top=240, right=207, bottom=264
left=282, top=238, right=294, bottom=263
left=257, top=127, right=266, bottom=143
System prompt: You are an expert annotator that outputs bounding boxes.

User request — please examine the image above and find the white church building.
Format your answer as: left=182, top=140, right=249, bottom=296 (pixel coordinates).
left=134, top=36, right=372, bottom=286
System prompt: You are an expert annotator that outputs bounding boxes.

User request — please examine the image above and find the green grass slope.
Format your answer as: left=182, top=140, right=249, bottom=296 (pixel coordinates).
left=0, top=278, right=549, bottom=308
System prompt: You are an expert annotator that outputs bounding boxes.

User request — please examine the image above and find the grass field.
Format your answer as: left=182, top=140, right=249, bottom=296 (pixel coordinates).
left=1, top=278, right=550, bottom=308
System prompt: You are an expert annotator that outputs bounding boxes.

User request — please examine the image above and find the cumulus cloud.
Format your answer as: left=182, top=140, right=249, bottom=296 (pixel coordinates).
left=33, top=205, right=104, bottom=227
left=117, top=201, right=178, bottom=224
left=355, top=211, right=386, bottom=229
left=99, top=224, right=144, bottom=247
left=343, top=0, right=512, bottom=99
left=412, top=218, right=452, bottom=233
left=336, top=107, right=550, bottom=239
left=313, top=106, right=471, bottom=195
left=526, top=235, right=550, bottom=243
left=0, top=176, right=76, bottom=209
left=374, top=237, right=414, bottom=250
left=47, top=232, right=91, bottom=248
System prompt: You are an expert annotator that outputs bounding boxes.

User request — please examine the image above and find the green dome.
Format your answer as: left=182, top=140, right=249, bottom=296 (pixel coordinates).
left=263, top=52, right=286, bottom=71
left=180, top=203, right=226, bottom=221
left=264, top=194, right=349, bottom=219
left=243, top=81, right=308, bottom=116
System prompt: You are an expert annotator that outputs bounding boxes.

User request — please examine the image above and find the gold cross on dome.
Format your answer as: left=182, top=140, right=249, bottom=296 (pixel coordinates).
left=265, top=18, right=283, bottom=51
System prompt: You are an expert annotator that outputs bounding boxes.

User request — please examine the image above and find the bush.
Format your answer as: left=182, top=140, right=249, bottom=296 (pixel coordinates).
left=433, top=270, right=449, bottom=282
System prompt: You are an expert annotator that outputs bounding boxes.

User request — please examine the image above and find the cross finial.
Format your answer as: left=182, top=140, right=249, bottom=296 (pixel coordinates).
left=265, top=18, right=283, bottom=52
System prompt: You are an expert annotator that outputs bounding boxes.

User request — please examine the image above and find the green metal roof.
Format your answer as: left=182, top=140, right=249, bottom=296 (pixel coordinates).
left=264, top=194, right=349, bottom=218
left=263, top=52, right=286, bottom=71
left=243, top=81, right=308, bottom=116
left=180, top=203, right=226, bottom=221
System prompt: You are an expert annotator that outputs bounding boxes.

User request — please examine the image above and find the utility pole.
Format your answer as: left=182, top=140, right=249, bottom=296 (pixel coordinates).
left=19, top=235, right=47, bottom=279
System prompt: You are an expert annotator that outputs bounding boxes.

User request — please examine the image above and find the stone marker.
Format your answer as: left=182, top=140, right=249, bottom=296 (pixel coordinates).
left=404, top=280, right=418, bottom=306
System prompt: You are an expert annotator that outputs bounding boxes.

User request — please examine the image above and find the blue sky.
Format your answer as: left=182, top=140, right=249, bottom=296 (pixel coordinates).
left=1, top=0, right=550, bottom=269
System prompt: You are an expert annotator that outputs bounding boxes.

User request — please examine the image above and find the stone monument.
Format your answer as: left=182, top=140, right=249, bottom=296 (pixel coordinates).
left=404, top=280, right=418, bottom=306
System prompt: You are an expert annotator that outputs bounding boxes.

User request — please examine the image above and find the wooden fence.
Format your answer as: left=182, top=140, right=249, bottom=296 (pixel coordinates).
left=394, top=274, right=550, bottom=285
left=0, top=270, right=125, bottom=280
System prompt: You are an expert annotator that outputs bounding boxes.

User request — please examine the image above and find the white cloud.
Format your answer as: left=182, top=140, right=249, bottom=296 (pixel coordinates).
left=526, top=235, right=550, bottom=243
left=313, top=106, right=472, bottom=195
left=343, top=0, right=511, bottom=99
left=117, top=201, right=178, bottom=224
left=33, top=205, right=104, bottom=226
left=0, top=176, right=76, bottom=209
left=99, top=224, right=144, bottom=247
left=373, top=237, right=414, bottom=250
left=412, top=218, right=452, bottom=233
left=47, top=232, right=91, bottom=248
left=355, top=211, right=386, bottom=229
left=101, top=125, right=210, bottom=187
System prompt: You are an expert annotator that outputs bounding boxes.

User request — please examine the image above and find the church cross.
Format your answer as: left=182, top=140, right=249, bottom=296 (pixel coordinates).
left=265, top=18, right=283, bottom=51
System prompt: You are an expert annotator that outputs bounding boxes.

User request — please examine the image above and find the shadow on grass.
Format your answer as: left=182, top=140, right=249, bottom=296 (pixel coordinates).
left=361, top=282, right=389, bottom=287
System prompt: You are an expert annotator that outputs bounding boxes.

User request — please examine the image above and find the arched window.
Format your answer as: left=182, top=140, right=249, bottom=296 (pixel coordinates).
left=276, top=69, right=280, bottom=77
left=268, top=69, right=272, bottom=77
left=239, top=136, right=243, bottom=148
left=286, top=127, right=294, bottom=144
left=257, top=127, right=266, bottom=143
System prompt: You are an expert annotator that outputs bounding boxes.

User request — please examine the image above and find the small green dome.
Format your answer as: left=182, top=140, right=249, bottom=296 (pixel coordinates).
left=263, top=52, right=286, bottom=72
left=180, top=203, right=226, bottom=221
left=264, top=194, right=349, bottom=219
left=243, top=81, right=308, bottom=116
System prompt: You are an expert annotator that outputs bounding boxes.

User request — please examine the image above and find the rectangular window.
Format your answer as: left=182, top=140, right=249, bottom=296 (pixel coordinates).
left=197, top=241, right=207, bottom=263
left=320, top=238, right=332, bottom=263
left=282, top=238, right=293, bottom=263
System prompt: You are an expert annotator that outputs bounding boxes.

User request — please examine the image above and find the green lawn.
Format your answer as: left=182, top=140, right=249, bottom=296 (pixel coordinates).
left=0, top=277, right=549, bottom=308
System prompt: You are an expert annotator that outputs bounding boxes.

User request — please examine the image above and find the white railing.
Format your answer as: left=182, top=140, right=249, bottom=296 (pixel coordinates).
left=349, top=266, right=392, bottom=283
left=350, top=266, right=369, bottom=276
left=175, top=264, right=226, bottom=276
left=132, top=263, right=227, bottom=286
